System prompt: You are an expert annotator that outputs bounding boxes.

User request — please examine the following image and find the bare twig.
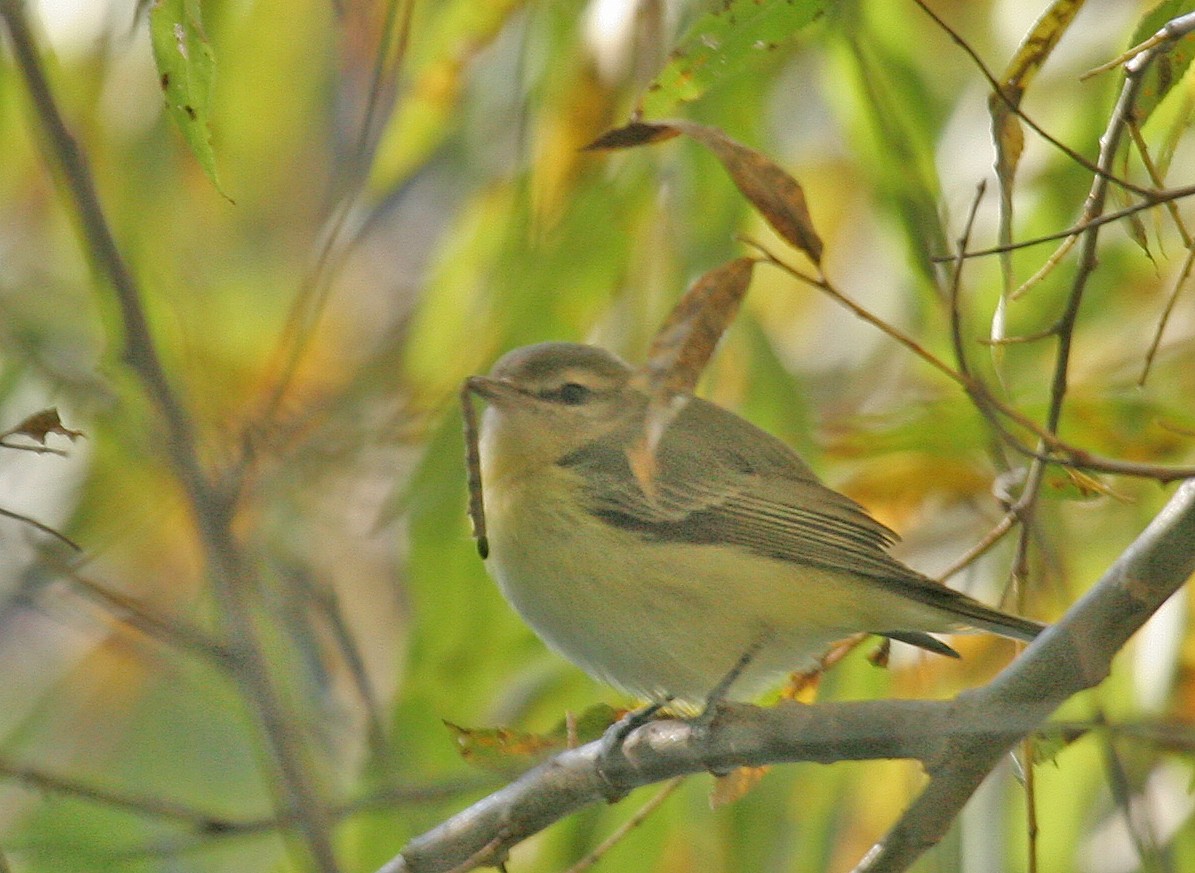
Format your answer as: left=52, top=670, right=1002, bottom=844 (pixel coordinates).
left=561, top=777, right=685, bottom=873
left=1010, top=233, right=1078, bottom=300
left=63, top=570, right=232, bottom=663
left=1140, top=241, right=1195, bottom=385
left=0, top=756, right=236, bottom=829
left=0, top=506, right=82, bottom=551
left=1080, top=10, right=1195, bottom=80
left=0, top=4, right=341, bottom=869
left=745, top=241, right=1195, bottom=484
left=1129, top=123, right=1195, bottom=386
left=0, top=439, right=68, bottom=456
left=911, top=0, right=1152, bottom=199
left=936, top=184, right=1195, bottom=262
left=936, top=511, right=1017, bottom=582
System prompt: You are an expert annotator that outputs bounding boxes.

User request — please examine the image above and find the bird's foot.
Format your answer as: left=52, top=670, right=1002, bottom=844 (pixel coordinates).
left=594, top=700, right=668, bottom=802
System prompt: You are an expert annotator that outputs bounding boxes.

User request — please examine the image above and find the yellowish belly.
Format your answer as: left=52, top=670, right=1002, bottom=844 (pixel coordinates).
left=481, top=467, right=938, bottom=705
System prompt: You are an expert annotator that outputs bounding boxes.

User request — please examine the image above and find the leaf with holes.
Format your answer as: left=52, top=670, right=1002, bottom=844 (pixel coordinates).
left=640, top=0, right=827, bottom=116
left=150, top=0, right=227, bottom=197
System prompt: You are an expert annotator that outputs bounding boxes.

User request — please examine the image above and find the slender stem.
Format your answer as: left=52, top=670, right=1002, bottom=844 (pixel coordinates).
left=0, top=507, right=82, bottom=551
left=0, top=4, right=340, bottom=870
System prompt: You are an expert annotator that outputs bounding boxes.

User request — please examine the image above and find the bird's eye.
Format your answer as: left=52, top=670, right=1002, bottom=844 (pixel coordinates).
left=551, top=382, right=592, bottom=406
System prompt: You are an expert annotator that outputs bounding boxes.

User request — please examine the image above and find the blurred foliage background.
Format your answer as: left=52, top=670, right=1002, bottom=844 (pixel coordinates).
left=1, top=0, right=1194, bottom=871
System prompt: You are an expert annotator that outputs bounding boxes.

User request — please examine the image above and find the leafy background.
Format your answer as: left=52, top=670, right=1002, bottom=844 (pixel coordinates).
left=1, top=0, right=1194, bottom=871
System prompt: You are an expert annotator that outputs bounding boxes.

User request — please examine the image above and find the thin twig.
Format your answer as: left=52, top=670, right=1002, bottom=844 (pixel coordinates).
left=0, top=756, right=236, bottom=829
left=936, top=511, right=1017, bottom=582
left=63, top=570, right=232, bottom=663
left=1140, top=241, right=1195, bottom=385
left=0, top=507, right=82, bottom=551
left=256, top=0, right=416, bottom=425
left=947, top=180, right=988, bottom=381
left=1080, top=10, right=1195, bottom=81
left=1129, top=122, right=1195, bottom=386
left=911, top=0, right=1152, bottom=198
left=936, top=182, right=1195, bottom=262
left=1010, top=233, right=1078, bottom=301
left=561, top=777, right=685, bottom=873
left=0, top=4, right=342, bottom=870
left=746, top=241, right=1195, bottom=483
left=977, top=324, right=1057, bottom=346
left=0, top=439, right=68, bottom=456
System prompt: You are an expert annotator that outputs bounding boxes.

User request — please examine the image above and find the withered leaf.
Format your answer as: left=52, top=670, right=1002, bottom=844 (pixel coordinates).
left=710, top=766, right=770, bottom=808
left=443, top=704, right=621, bottom=774
left=639, top=257, right=756, bottom=398
left=2, top=408, right=84, bottom=444
left=989, top=0, right=1085, bottom=193
left=627, top=258, right=756, bottom=498
left=443, top=721, right=562, bottom=774
left=583, top=121, right=682, bottom=151
left=672, top=121, right=823, bottom=264
left=586, top=120, right=823, bottom=264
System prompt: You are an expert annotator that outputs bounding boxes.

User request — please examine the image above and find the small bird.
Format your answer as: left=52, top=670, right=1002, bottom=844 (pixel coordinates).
left=465, top=342, right=1043, bottom=708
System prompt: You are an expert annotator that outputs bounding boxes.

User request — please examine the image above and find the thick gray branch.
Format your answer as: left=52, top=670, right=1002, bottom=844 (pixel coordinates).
left=380, top=480, right=1195, bottom=873
left=857, top=478, right=1195, bottom=871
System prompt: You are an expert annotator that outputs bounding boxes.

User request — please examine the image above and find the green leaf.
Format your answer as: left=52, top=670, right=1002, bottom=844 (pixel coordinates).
left=1129, top=0, right=1195, bottom=126
left=149, top=0, right=227, bottom=197
left=640, top=0, right=827, bottom=117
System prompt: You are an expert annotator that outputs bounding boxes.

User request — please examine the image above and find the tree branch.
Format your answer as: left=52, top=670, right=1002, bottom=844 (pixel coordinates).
left=0, top=4, right=341, bottom=869
left=380, top=479, right=1195, bottom=873
left=855, top=478, right=1195, bottom=871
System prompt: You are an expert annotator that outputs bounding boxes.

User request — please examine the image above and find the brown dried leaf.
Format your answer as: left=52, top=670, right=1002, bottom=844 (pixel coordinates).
left=627, top=258, right=756, bottom=498
left=444, top=721, right=563, bottom=774
left=2, top=408, right=84, bottom=444
left=710, top=766, right=770, bottom=808
left=989, top=96, right=1025, bottom=195
left=582, top=121, right=682, bottom=151
left=673, top=121, right=823, bottom=264
left=586, top=121, right=822, bottom=262
left=639, top=257, right=756, bottom=398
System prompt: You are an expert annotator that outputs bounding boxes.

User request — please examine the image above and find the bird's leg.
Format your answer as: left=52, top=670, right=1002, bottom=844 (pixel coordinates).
left=594, top=697, right=672, bottom=802
left=688, top=640, right=767, bottom=778
left=692, top=636, right=768, bottom=733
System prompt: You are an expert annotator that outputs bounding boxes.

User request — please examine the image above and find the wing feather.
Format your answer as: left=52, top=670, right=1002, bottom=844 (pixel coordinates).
left=557, top=395, right=1044, bottom=643
left=558, top=396, right=918, bottom=585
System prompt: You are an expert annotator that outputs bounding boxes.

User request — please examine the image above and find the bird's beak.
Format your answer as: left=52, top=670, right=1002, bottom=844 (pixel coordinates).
left=464, top=375, right=525, bottom=405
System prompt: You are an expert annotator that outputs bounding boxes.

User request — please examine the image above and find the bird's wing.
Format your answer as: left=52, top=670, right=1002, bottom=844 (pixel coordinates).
left=558, top=395, right=1043, bottom=643
left=558, top=395, right=916, bottom=584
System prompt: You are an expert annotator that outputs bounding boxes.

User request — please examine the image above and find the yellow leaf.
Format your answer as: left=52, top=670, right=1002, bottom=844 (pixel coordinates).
left=710, top=766, right=769, bottom=808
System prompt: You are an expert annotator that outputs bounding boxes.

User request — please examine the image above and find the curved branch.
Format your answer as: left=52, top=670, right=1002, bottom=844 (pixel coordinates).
left=379, top=479, right=1195, bottom=873
left=855, top=479, right=1195, bottom=871
left=0, top=4, right=340, bottom=869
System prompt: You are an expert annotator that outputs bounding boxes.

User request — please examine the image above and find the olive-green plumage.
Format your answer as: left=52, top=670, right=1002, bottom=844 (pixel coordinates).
left=467, top=342, right=1042, bottom=705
